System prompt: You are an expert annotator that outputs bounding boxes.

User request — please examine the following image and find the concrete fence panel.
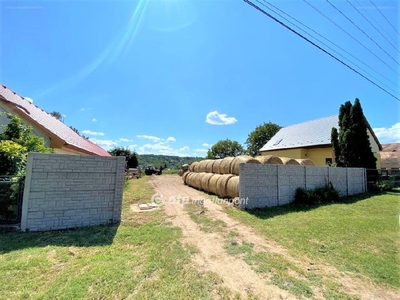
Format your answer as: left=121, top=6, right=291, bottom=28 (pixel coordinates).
left=239, top=164, right=366, bottom=210
left=21, top=153, right=126, bottom=231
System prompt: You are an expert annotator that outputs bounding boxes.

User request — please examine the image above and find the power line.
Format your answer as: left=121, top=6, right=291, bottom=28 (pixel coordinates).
left=368, top=0, right=400, bottom=36
left=326, top=0, right=399, bottom=66
left=259, top=0, right=398, bottom=94
left=348, top=0, right=399, bottom=52
left=262, top=0, right=398, bottom=90
left=303, top=0, right=400, bottom=76
left=242, top=0, right=400, bottom=101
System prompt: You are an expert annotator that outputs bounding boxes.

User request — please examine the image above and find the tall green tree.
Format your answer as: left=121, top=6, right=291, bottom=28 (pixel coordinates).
left=245, top=122, right=281, bottom=157
left=109, top=147, right=138, bottom=168
left=206, top=139, right=244, bottom=159
left=331, top=99, right=377, bottom=169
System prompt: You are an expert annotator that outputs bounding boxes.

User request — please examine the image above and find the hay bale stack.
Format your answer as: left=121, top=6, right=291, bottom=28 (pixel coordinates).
left=185, top=172, right=194, bottom=186
left=220, top=157, right=235, bottom=174
left=256, top=155, right=283, bottom=165
left=212, top=159, right=223, bottom=174
left=295, top=159, right=315, bottom=166
left=280, top=157, right=300, bottom=165
left=205, top=160, right=215, bottom=173
left=226, top=176, right=239, bottom=198
left=197, top=160, right=211, bottom=173
left=230, top=155, right=261, bottom=175
left=189, top=162, right=198, bottom=172
left=201, top=173, right=214, bottom=191
left=216, top=174, right=234, bottom=198
left=208, top=174, right=222, bottom=195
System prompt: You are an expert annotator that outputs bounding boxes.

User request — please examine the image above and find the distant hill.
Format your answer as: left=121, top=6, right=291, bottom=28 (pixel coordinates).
left=137, top=154, right=204, bottom=170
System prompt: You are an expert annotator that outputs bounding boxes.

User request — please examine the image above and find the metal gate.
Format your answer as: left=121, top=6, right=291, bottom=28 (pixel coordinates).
left=0, top=176, right=24, bottom=224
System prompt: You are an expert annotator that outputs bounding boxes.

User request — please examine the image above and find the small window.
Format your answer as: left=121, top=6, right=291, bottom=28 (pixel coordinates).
left=273, top=139, right=283, bottom=146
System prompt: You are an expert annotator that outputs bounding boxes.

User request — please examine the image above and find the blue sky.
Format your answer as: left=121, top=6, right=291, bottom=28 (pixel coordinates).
left=1, top=0, right=399, bottom=157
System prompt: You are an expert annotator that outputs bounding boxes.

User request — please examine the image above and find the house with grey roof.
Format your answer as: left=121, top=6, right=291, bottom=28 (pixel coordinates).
left=260, top=115, right=382, bottom=168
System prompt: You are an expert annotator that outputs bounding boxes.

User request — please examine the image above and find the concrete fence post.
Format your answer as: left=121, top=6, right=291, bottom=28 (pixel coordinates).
left=277, top=165, right=280, bottom=206
left=20, top=153, right=35, bottom=231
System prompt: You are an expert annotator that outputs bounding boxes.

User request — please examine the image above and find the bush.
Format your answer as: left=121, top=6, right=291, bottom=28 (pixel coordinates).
left=294, top=182, right=340, bottom=206
left=376, top=178, right=396, bottom=192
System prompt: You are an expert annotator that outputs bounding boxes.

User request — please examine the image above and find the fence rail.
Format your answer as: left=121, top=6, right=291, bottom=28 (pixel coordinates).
left=0, top=176, right=24, bottom=224
left=366, top=169, right=400, bottom=190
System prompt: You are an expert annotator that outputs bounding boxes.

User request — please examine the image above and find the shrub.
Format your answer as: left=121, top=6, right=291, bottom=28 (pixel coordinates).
left=376, top=178, right=396, bottom=192
left=294, top=182, right=340, bottom=206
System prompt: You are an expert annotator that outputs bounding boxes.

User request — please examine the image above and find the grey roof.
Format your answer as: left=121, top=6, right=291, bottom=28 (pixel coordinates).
left=260, top=115, right=339, bottom=151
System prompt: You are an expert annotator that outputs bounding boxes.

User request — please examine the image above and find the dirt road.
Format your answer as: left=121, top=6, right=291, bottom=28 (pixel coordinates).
left=149, top=175, right=398, bottom=300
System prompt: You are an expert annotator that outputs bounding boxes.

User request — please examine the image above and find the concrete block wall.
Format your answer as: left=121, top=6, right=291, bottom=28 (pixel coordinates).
left=21, top=153, right=126, bottom=231
left=239, top=164, right=366, bottom=210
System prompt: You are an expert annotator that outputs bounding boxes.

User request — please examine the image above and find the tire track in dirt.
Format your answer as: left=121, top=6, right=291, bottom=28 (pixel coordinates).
left=149, top=175, right=399, bottom=300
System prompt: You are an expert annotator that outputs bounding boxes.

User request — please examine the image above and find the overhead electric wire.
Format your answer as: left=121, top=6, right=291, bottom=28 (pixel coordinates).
left=326, top=0, right=399, bottom=66
left=368, top=0, right=400, bottom=36
left=242, top=0, right=400, bottom=101
left=348, top=0, right=399, bottom=52
left=262, top=0, right=399, bottom=89
left=303, top=0, right=400, bottom=76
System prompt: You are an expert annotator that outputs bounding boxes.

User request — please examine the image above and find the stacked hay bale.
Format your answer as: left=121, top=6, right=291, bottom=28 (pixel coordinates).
left=184, top=155, right=315, bottom=199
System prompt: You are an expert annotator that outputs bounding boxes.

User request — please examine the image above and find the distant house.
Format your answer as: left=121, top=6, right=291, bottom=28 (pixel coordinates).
left=0, top=84, right=110, bottom=156
left=380, top=143, right=400, bottom=169
left=260, top=115, right=382, bottom=168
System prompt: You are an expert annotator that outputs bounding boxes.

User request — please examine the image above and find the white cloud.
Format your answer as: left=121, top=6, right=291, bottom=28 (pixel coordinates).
left=119, top=138, right=133, bottom=142
left=206, top=111, right=237, bottom=125
left=138, top=143, right=191, bottom=156
left=92, top=118, right=97, bottom=122
left=202, top=143, right=210, bottom=147
left=136, top=135, right=161, bottom=142
left=127, top=144, right=138, bottom=151
left=80, top=108, right=85, bottom=112
left=90, top=139, right=118, bottom=150
left=62, top=114, right=67, bottom=118
left=179, top=146, right=190, bottom=151
left=373, top=122, right=400, bottom=143
left=82, top=130, right=105, bottom=136
left=167, top=137, right=176, bottom=142
left=195, top=148, right=208, bottom=153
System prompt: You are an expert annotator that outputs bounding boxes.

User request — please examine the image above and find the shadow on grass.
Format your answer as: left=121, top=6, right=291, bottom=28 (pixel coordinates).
left=0, top=223, right=119, bottom=254
left=244, top=191, right=395, bottom=220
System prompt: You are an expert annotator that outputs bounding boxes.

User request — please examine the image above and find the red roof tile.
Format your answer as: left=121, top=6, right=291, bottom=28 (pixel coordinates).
left=0, top=84, right=110, bottom=156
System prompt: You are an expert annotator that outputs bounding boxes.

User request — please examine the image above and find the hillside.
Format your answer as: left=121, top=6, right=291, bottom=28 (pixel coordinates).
left=137, top=154, right=203, bottom=170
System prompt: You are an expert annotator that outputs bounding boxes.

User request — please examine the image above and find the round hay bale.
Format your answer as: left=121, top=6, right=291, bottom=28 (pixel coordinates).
left=192, top=172, right=206, bottom=190
left=208, top=174, right=222, bottom=195
left=201, top=173, right=214, bottom=191
left=295, top=159, right=315, bottom=166
left=230, top=155, right=261, bottom=175
left=226, top=176, right=239, bottom=198
left=220, top=157, right=235, bottom=174
left=178, top=169, right=183, bottom=177
left=216, top=174, right=234, bottom=198
left=189, top=162, right=198, bottom=172
left=212, top=159, right=223, bottom=174
left=205, top=160, right=215, bottom=173
left=197, top=160, right=211, bottom=173
left=280, top=157, right=300, bottom=165
left=182, top=171, right=190, bottom=184
left=256, top=155, right=283, bottom=165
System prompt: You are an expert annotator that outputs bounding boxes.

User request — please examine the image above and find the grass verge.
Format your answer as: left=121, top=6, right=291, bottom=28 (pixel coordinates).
left=0, top=177, right=225, bottom=299
left=223, top=191, right=400, bottom=288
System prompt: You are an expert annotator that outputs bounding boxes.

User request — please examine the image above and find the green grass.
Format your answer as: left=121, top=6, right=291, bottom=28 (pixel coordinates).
left=224, top=191, right=400, bottom=288
left=0, top=177, right=229, bottom=299
left=185, top=202, right=227, bottom=233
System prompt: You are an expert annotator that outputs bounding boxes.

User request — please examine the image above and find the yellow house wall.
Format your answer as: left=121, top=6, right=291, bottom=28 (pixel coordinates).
left=374, top=152, right=381, bottom=169
left=261, top=148, right=302, bottom=159
left=303, top=148, right=334, bottom=166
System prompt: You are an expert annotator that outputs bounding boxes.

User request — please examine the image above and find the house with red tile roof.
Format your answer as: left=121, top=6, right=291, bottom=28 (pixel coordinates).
left=0, top=84, right=110, bottom=156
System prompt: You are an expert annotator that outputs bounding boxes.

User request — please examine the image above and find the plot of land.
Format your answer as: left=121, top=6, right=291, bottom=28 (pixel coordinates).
left=0, top=175, right=398, bottom=299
